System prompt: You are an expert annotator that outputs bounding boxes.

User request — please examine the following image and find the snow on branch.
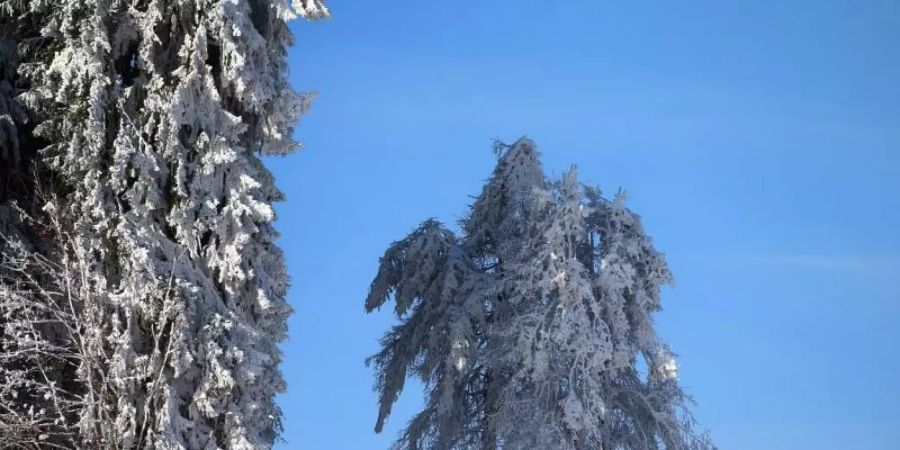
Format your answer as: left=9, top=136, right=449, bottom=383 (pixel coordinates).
left=365, top=139, right=716, bottom=450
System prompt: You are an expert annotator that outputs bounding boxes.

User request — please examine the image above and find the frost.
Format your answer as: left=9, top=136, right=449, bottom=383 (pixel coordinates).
left=365, top=138, right=715, bottom=450
left=0, top=0, right=326, bottom=448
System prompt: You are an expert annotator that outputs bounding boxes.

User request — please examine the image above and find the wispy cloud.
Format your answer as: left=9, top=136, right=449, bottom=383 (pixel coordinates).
left=732, top=254, right=900, bottom=271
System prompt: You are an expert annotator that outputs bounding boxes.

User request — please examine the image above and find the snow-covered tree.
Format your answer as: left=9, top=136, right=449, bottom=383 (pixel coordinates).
left=365, top=139, right=715, bottom=450
left=0, top=0, right=326, bottom=448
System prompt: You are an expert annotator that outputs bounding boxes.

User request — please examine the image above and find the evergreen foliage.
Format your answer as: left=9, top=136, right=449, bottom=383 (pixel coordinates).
left=366, top=139, right=714, bottom=450
left=0, top=1, right=327, bottom=448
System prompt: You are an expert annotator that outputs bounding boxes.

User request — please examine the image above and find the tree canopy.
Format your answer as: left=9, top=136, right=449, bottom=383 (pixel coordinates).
left=366, top=139, right=714, bottom=450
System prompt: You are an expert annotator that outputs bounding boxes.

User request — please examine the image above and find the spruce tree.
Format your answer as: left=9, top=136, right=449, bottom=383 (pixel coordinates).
left=366, top=139, right=714, bottom=450
left=0, top=0, right=326, bottom=448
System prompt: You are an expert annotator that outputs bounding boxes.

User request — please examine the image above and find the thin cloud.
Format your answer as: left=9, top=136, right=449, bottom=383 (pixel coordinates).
left=732, top=254, right=900, bottom=271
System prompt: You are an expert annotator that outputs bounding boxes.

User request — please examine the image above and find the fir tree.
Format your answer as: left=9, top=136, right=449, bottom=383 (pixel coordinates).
left=366, top=139, right=715, bottom=450
left=0, top=0, right=327, bottom=448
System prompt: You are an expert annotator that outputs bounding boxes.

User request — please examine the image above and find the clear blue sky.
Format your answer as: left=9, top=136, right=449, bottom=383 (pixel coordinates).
left=267, top=1, right=900, bottom=449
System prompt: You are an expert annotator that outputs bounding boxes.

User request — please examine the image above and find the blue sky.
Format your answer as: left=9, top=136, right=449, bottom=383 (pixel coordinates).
left=267, top=1, right=900, bottom=449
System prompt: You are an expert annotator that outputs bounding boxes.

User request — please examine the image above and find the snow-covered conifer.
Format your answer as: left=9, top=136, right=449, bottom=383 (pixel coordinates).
left=366, top=139, right=714, bottom=450
left=0, top=0, right=326, bottom=448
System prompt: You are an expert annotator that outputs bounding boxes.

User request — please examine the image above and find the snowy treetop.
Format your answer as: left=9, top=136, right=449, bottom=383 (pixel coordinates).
left=366, top=138, right=714, bottom=450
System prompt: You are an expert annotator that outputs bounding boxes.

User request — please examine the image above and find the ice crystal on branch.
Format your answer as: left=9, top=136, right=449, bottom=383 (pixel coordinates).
left=1, top=0, right=326, bottom=448
left=366, top=139, right=714, bottom=450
